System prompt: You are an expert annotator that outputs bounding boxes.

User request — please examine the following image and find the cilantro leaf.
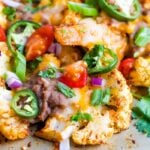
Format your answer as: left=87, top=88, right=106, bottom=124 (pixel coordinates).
left=38, top=66, right=57, bottom=79
left=135, top=117, right=150, bottom=137
left=136, top=96, right=150, bottom=120
left=71, top=112, right=92, bottom=122
left=132, top=95, right=150, bottom=137
left=90, top=88, right=110, bottom=106
left=57, top=82, right=75, bottom=98
left=2, top=6, right=16, bottom=21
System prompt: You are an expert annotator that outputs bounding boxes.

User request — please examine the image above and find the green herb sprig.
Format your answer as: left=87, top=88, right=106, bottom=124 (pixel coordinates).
left=57, top=82, right=75, bottom=98
left=71, top=112, right=92, bottom=122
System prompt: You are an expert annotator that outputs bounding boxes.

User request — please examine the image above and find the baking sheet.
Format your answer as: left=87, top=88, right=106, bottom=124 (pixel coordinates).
left=1, top=122, right=150, bottom=150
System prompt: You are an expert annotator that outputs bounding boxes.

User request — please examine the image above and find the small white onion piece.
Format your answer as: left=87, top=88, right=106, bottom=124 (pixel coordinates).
left=2, top=0, right=22, bottom=8
left=59, top=138, right=70, bottom=150
left=6, top=71, right=22, bottom=89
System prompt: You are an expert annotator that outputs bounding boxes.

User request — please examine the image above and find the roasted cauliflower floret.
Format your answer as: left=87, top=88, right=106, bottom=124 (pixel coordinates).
left=0, top=42, right=11, bottom=76
left=0, top=2, right=7, bottom=29
left=72, top=108, right=113, bottom=145
left=129, top=57, right=150, bottom=87
left=55, top=18, right=127, bottom=60
left=72, top=69, right=133, bottom=145
left=101, top=69, right=133, bottom=132
left=0, top=89, right=29, bottom=140
left=35, top=117, right=75, bottom=142
left=61, top=10, right=81, bottom=25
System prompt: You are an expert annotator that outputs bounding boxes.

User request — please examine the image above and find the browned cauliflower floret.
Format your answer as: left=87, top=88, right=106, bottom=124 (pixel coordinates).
left=0, top=42, right=11, bottom=76
left=0, top=88, right=29, bottom=140
left=35, top=117, right=75, bottom=142
left=129, top=57, right=150, bottom=87
left=54, top=18, right=127, bottom=61
left=72, top=108, right=114, bottom=145
left=101, top=69, right=133, bottom=132
left=72, top=69, right=133, bottom=145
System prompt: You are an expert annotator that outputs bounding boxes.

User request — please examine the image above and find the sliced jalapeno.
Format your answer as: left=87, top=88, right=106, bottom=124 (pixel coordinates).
left=83, top=45, right=118, bottom=74
left=134, top=27, right=150, bottom=47
left=7, top=20, right=40, bottom=54
left=7, top=20, right=40, bottom=81
left=98, top=0, right=141, bottom=21
left=68, top=1, right=98, bottom=17
left=11, top=89, right=39, bottom=118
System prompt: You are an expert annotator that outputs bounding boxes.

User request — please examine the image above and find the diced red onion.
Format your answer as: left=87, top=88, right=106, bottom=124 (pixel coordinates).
left=6, top=71, right=22, bottom=89
left=91, top=77, right=106, bottom=87
left=48, top=43, right=62, bottom=56
left=59, top=138, right=70, bottom=150
left=2, top=0, right=22, bottom=8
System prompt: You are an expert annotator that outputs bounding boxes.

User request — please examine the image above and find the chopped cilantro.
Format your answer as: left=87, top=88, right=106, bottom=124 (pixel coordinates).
left=57, top=82, right=75, bottom=98
left=38, top=66, right=57, bottom=79
left=90, top=88, right=110, bottom=106
left=2, top=7, right=16, bottom=21
left=71, top=112, right=92, bottom=122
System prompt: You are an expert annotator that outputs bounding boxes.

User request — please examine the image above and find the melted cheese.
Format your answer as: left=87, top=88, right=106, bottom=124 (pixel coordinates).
left=78, top=86, right=92, bottom=110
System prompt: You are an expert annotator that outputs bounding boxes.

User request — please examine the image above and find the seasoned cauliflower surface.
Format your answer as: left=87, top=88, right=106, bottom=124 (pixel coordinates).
left=55, top=18, right=128, bottom=60
left=72, top=108, right=113, bottom=145
left=35, top=117, right=75, bottom=142
left=101, top=69, right=133, bottom=133
left=129, top=57, right=150, bottom=87
left=71, top=69, right=132, bottom=145
left=0, top=42, right=11, bottom=76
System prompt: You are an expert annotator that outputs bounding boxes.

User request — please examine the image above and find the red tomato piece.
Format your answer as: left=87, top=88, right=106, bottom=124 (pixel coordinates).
left=0, top=26, right=6, bottom=42
left=59, top=61, right=88, bottom=88
left=119, top=58, right=135, bottom=78
left=25, top=25, right=54, bottom=61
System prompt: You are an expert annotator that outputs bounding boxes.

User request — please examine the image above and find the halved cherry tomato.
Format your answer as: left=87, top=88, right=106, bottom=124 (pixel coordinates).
left=0, top=26, right=6, bottom=42
left=25, top=25, right=54, bottom=61
left=59, top=61, right=87, bottom=88
left=119, top=58, right=135, bottom=78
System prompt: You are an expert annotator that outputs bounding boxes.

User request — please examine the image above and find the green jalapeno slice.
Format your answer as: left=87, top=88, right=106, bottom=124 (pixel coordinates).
left=83, top=45, right=118, bottom=74
left=98, top=0, right=141, bottom=21
left=11, top=89, right=39, bottom=118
